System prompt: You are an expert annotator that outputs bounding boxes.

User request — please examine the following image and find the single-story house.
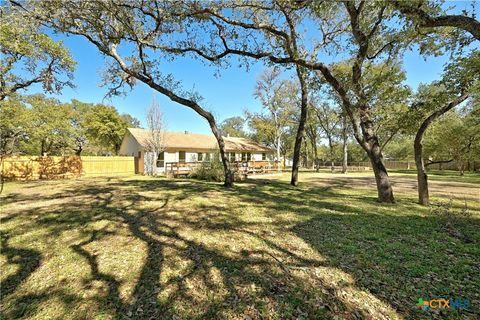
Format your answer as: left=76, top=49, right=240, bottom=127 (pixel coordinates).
left=119, top=128, right=275, bottom=174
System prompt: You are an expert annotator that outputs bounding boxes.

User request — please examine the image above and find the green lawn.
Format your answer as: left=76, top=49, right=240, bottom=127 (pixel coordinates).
left=1, top=172, right=479, bottom=319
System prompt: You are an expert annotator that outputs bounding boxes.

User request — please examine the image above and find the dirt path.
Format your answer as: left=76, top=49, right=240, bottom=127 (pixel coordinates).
left=303, top=174, right=480, bottom=201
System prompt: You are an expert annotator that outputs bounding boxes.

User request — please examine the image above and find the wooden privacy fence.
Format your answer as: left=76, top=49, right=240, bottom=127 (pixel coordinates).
left=81, top=156, right=134, bottom=176
left=1, top=156, right=135, bottom=181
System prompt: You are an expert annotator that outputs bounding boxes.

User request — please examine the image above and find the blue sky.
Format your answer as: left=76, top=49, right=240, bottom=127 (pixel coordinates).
left=22, top=13, right=459, bottom=134
left=26, top=33, right=270, bottom=134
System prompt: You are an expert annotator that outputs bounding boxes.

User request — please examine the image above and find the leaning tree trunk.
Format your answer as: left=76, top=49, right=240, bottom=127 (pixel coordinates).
left=208, top=119, right=234, bottom=187
left=414, top=92, right=469, bottom=205
left=96, top=45, right=234, bottom=187
left=291, top=67, right=308, bottom=186
left=346, top=101, right=395, bottom=203
left=353, top=105, right=395, bottom=202
left=368, top=145, right=395, bottom=203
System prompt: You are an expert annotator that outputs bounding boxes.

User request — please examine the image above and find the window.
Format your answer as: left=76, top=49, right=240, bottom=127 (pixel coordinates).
left=197, top=152, right=203, bottom=161
left=230, top=152, right=236, bottom=162
left=205, top=153, right=211, bottom=161
left=247, top=152, right=252, bottom=161
left=156, top=152, right=164, bottom=168
left=179, top=151, right=186, bottom=163
left=262, top=153, right=266, bottom=160
left=241, top=152, right=246, bottom=161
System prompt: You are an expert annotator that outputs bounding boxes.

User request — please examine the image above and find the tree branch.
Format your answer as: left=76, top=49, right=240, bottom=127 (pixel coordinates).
left=394, top=1, right=480, bottom=40
left=425, top=159, right=453, bottom=167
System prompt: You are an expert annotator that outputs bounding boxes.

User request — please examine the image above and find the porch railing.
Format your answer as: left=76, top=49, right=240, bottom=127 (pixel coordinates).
left=165, top=160, right=282, bottom=176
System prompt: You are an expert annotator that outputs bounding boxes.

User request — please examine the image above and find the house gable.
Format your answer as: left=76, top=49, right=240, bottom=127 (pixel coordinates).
left=119, top=131, right=143, bottom=156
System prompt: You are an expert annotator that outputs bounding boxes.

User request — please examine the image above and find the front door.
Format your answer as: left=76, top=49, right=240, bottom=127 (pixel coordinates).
left=134, top=151, right=143, bottom=174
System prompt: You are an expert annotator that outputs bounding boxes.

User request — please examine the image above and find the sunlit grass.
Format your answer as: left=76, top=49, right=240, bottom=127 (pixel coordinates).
left=1, top=172, right=479, bottom=319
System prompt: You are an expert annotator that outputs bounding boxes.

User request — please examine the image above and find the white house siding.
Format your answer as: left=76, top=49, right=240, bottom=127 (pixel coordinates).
left=165, top=151, right=177, bottom=163
left=119, top=134, right=142, bottom=157
left=252, top=153, right=263, bottom=161
left=187, top=152, right=199, bottom=162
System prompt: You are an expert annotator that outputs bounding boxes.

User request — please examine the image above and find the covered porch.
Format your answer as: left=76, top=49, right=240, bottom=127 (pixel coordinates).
left=165, top=160, right=282, bottom=177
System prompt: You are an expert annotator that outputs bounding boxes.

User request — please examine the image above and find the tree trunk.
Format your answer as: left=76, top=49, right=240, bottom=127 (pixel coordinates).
left=75, top=147, right=82, bottom=156
left=311, top=137, right=318, bottom=171
left=291, top=67, right=308, bottom=186
left=276, top=135, right=282, bottom=172
left=342, top=141, right=348, bottom=174
left=341, top=116, right=348, bottom=173
left=114, top=143, right=120, bottom=155
left=304, top=135, right=309, bottom=168
left=459, top=161, right=465, bottom=176
left=209, top=123, right=233, bottom=187
left=414, top=139, right=429, bottom=205
left=41, top=140, right=53, bottom=156
left=413, top=92, right=469, bottom=205
left=349, top=115, right=395, bottom=203
left=291, top=130, right=303, bottom=186
left=351, top=102, right=395, bottom=202
left=368, top=147, right=395, bottom=203
left=328, top=137, right=334, bottom=172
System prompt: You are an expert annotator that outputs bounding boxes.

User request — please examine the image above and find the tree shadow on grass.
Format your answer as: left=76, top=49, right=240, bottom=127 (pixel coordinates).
left=3, top=180, right=334, bottom=319
left=1, top=178, right=355, bottom=318
left=0, top=233, right=42, bottom=299
left=293, top=212, right=480, bottom=319
left=1, top=176, right=479, bottom=319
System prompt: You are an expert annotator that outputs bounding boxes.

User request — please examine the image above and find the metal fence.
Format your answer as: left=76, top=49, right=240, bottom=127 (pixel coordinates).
left=316, top=160, right=478, bottom=171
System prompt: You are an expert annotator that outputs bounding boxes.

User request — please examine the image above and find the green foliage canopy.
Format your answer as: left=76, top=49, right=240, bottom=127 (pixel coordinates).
left=0, top=4, right=75, bottom=100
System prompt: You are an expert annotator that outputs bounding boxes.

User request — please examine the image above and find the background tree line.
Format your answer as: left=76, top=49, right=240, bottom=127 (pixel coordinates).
left=0, top=94, right=141, bottom=156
